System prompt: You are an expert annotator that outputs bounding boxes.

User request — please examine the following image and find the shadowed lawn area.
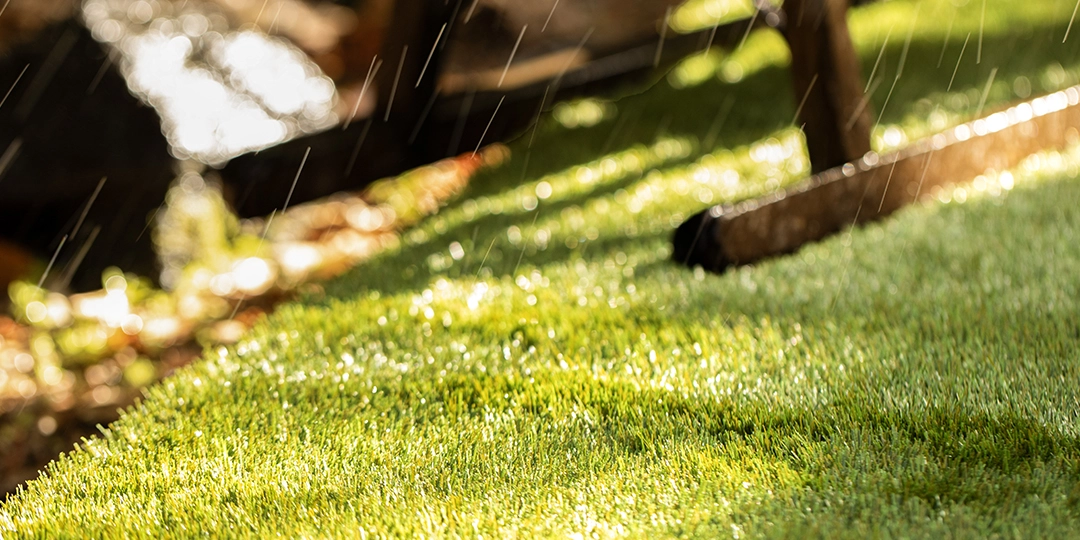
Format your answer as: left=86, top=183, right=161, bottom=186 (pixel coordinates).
left=4, top=0, right=1080, bottom=536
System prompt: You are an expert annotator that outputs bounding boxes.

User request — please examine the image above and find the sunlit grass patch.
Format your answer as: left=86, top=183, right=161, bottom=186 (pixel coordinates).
left=5, top=0, right=1080, bottom=536
left=6, top=140, right=1080, bottom=536
left=673, top=0, right=757, bottom=34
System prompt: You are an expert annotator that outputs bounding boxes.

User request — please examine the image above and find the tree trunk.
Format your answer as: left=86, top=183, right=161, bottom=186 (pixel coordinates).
left=782, top=0, right=871, bottom=173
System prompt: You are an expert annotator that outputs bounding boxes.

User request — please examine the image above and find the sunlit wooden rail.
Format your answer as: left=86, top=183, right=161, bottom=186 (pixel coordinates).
left=674, top=86, right=1080, bottom=271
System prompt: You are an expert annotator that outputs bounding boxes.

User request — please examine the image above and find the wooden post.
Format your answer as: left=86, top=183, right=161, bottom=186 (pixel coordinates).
left=782, top=0, right=872, bottom=173
left=374, top=0, right=456, bottom=150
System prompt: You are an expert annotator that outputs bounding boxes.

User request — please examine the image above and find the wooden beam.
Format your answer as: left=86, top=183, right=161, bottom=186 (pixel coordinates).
left=674, top=87, right=1080, bottom=271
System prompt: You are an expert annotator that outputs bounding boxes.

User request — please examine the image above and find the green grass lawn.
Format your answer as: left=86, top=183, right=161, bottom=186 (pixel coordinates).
left=5, top=0, right=1080, bottom=537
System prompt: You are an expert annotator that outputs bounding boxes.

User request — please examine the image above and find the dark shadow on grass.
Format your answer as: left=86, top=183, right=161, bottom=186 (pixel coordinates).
left=358, top=338, right=1080, bottom=510
left=466, top=17, right=1080, bottom=196
left=300, top=14, right=1080, bottom=514
left=317, top=15, right=1080, bottom=304
left=325, top=162, right=1080, bottom=518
